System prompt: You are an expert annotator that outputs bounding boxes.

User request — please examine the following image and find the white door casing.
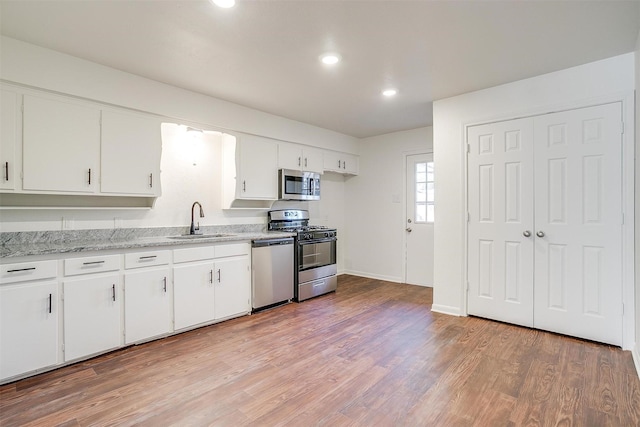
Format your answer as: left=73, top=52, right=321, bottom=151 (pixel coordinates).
left=467, top=102, right=623, bottom=346
left=405, top=153, right=434, bottom=286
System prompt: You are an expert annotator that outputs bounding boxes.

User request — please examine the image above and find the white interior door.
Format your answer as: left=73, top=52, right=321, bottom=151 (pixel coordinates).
left=405, top=153, right=434, bottom=286
left=467, top=103, right=624, bottom=346
left=533, top=103, right=623, bottom=345
left=467, top=118, right=535, bottom=326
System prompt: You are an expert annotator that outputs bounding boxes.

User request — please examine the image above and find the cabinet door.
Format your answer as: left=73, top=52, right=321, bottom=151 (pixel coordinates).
left=101, top=110, right=162, bottom=196
left=341, top=153, right=359, bottom=175
left=237, top=134, right=278, bottom=199
left=323, top=151, right=359, bottom=175
left=0, top=88, right=18, bottom=190
left=63, top=275, right=122, bottom=361
left=0, top=280, right=59, bottom=381
left=124, top=267, right=172, bottom=344
left=174, top=261, right=215, bottom=330
left=278, top=143, right=303, bottom=171
left=23, top=94, right=100, bottom=193
left=302, top=147, right=324, bottom=173
left=214, top=256, right=250, bottom=320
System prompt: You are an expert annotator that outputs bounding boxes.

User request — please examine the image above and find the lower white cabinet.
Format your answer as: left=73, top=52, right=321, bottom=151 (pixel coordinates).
left=0, top=280, right=59, bottom=381
left=124, top=266, right=172, bottom=344
left=174, top=260, right=216, bottom=330
left=214, top=257, right=251, bottom=320
left=63, top=274, right=122, bottom=361
left=173, top=243, right=251, bottom=329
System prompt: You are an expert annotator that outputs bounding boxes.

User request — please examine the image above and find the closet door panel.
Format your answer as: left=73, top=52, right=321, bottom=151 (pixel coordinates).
left=467, top=118, right=535, bottom=327
left=533, top=102, right=623, bottom=346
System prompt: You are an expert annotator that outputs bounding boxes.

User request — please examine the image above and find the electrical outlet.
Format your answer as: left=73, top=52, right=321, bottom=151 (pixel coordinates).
left=62, top=217, right=74, bottom=230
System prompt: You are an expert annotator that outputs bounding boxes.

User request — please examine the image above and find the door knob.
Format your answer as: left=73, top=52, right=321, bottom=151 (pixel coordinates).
left=406, top=228, right=412, bottom=233
left=536, top=231, right=545, bottom=238
left=523, top=230, right=531, bottom=237
left=407, top=219, right=412, bottom=223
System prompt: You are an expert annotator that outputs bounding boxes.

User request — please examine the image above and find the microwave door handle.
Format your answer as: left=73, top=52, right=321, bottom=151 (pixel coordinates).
left=310, top=179, right=315, bottom=195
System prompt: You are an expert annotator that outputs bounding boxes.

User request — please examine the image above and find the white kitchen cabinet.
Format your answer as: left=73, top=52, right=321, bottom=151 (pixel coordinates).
left=174, top=260, right=216, bottom=330
left=22, top=94, right=101, bottom=193
left=222, top=133, right=278, bottom=205
left=101, top=109, right=162, bottom=196
left=124, top=266, right=172, bottom=344
left=323, top=151, right=359, bottom=175
left=63, top=274, right=122, bottom=361
left=0, top=88, right=19, bottom=191
left=214, top=256, right=251, bottom=320
left=0, top=279, right=59, bottom=381
left=278, top=143, right=324, bottom=174
left=174, top=243, right=250, bottom=328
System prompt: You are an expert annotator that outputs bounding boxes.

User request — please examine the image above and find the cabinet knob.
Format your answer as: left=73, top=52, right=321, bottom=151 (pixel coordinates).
left=523, top=230, right=531, bottom=237
left=406, top=227, right=412, bottom=233
left=536, top=231, right=545, bottom=238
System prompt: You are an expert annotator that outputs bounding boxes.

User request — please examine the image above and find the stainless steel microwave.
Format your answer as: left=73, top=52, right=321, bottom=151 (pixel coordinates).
left=279, top=169, right=320, bottom=201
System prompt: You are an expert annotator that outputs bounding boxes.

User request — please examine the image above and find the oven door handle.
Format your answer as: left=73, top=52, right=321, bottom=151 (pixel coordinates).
left=298, top=238, right=336, bottom=245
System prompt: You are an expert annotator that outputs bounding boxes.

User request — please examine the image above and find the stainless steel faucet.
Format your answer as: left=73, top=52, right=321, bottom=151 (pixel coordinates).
left=190, top=201, right=205, bottom=235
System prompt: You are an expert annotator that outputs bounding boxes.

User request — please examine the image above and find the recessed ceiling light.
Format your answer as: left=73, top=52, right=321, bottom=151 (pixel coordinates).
left=211, top=0, right=235, bottom=8
left=382, top=89, right=398, bottom=97
left=320, top=53, right=341, bottom=65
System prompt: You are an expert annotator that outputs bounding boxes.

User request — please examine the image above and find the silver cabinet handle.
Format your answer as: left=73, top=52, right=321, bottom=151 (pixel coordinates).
left=83, top=260, right=105, bottom=265
left=536, top=231, right=545, bottom=238
left=342, top=161, right=346, bottom=169
left=523, top=230, right=531, bottom=237
left=209, top=270, right=214, bottom=284
left=112, top=284, right=116, bottom=302
left=305, top=158, right=308, bottom=167
left=406, top=227, right=412, bottom=233
left=163, top=277, right=167, bottom=293
left=338, top=160, right=342, bottom=168
left=139, top=255, right=157, bottom=260
left=48, top=293, right=52, bottom=314
left=88, top=168, right=92, bottom=185
left=298, top=157, right=301, bottom=167
left=4, top=161, right=8, bottom=181
left=242, top=180, right=246, bottom=192
left=149, top=173, right=153, bottom=188
left=217, top=269, right=221, bottom=283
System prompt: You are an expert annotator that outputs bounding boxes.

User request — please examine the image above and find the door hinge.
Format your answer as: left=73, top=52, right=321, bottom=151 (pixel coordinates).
left=466, top=143, right=471, bottom=154
left=467, top=212, right=470, bottom=223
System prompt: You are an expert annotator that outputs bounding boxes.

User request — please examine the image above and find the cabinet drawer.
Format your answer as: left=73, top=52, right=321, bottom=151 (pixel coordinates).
left=215, top=242, right=250, bottom=258
left=173, top=246, right=216, bottom=264
left=125, top=250, right=171, bottom=269
left=1, top=260, right=58, bottom=284
left=64, top=255, right=120, bottom=276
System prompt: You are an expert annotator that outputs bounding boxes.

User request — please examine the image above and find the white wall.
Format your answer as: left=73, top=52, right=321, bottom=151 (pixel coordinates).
left=634, top=30, right=640, bottom=371
left=344, top=127, right=432, bottom=282
left=0, top=37, right=356, bottom=255
left=432, top=53, right=635, bottom=348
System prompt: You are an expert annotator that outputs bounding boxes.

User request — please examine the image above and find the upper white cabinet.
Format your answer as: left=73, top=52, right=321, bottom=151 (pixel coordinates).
left=324, top=151, right=359, bottom=175
left=0, top=88, right=19, bottom=191
left=101, top=110, right=162, bottom=196
left=278, top=143, right=324, bottom=174
left=23, top=94, right=101, bottom=193
left=222, top=133, right=278, bottom=206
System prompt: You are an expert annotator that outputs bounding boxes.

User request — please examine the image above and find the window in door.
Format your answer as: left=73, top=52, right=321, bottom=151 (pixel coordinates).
left=415, top=161, right=434, bottom=223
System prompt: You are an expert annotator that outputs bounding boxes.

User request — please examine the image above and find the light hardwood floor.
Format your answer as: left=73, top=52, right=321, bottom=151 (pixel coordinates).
left=1, top=275, right=639, bottom=426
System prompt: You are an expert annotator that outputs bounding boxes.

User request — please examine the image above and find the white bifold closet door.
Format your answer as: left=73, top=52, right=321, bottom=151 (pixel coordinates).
left=467, top=103, right=623, bottom=346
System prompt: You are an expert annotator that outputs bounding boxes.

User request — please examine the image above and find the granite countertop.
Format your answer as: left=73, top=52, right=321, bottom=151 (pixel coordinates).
left=0, top=225, right=295, bottom=259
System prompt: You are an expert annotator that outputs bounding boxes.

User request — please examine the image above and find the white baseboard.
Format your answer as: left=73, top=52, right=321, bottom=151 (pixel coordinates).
left=431, top=304, right=463, bottom=316
left=341, top=270, right=402, bottom=283
left=633, top=345, right=640, bottom=380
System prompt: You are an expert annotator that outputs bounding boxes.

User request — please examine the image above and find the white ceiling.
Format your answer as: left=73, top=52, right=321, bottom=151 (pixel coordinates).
left=1, top=1, right=638, bottom=138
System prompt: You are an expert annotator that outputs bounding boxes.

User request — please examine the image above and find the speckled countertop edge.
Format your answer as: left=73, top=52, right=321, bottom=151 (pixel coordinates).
left=0, top=225, right=295, bottom=259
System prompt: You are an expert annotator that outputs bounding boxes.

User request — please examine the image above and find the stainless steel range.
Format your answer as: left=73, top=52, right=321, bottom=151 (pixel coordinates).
left=268, top=209, right=337, bottom=301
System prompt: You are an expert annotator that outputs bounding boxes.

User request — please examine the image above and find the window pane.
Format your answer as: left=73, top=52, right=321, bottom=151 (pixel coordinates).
left=416, top=203, right=426, bottom=222
left=416, top=162, right=426, bottom=173
left=416, top=171, right=426, bottom=183
left=427, top=204, right=435, bottom=222
left=426, top=162, right=434, bottom=182
left=427, top=182, right=435, bottom=202
left=416, top=183, right=426, bottom=202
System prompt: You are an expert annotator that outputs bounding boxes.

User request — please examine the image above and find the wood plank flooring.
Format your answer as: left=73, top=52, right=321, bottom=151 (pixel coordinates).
left=1, top=274, right=639, bottom=426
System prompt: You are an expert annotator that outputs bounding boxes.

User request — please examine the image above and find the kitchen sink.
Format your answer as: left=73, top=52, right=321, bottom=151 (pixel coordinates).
left=167, top=234, right=235, bottom=240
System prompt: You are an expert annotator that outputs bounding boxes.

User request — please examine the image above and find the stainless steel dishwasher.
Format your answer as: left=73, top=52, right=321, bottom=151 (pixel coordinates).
left=251, top=237, right=294, bottom=311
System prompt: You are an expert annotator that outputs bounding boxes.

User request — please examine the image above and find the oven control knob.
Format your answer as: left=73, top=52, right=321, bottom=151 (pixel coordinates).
left=324, top=232, right=329, bottom=238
